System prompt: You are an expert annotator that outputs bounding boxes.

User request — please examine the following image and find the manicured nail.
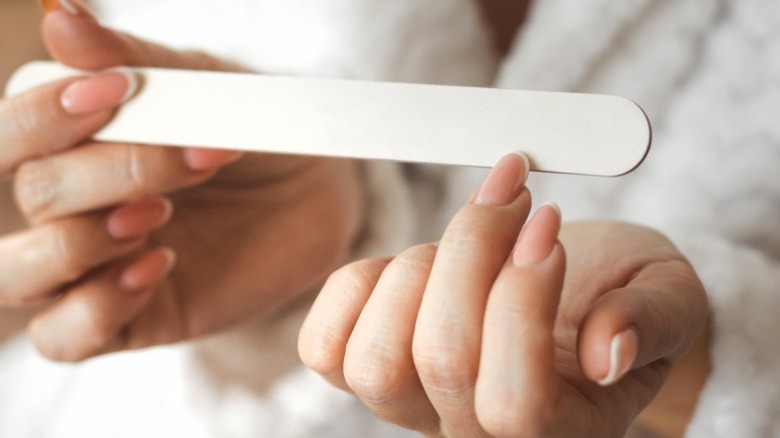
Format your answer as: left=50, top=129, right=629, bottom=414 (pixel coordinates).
left=183, top=148, right=244, bottom=171
left=119, top=248, right=176, bottom=292
left=598, top=328, right=639, bottom=386
left=107, top=198, right=173, bottom=240
left=475, top=152, right=530, bottom=206
left=512, top=203, right=561, bottom=266
left=61, top=69, right=138, bottom=115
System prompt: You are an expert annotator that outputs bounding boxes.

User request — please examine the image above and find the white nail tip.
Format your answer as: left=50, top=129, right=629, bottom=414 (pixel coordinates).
left=513, top=151, right=531, bottom=181
left=598, top=334, right=623, bottom=386
left=59, top=0, right=79, bottom=15
left=110, top=68, right=140, bottom=103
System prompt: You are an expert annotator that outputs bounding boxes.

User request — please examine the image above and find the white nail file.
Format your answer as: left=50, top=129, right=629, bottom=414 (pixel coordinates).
left=6, top=61, right=650, bottom=176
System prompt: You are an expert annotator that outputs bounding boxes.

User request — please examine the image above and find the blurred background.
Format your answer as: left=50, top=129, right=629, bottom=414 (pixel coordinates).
left=0, top=0, right=46, bottom=90
left=0, top=0, right=43, bottom=339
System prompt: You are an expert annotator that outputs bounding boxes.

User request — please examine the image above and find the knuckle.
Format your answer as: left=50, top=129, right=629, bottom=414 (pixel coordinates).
left=49, top=225, right=88, bottom=282
left=123, top=145, right=150, bottom=198
left=413, top=343, right=478, bottom=393
left=299, top=331, right=344, bottom=378
left=440, top=214, right=497, bottom=254
left=328, top=259, right=383, bottom=297
left=344, top=349, right=405, bottom=405
left=388, top=245, right=436, bottom=281
left=7, top=94, right=51, bottom=155
left=14, top=160, right=58, bottom=220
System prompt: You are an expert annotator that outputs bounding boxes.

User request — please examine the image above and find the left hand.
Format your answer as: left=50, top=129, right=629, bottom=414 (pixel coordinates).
left=0, top=4, right=364, bottom=361
left=299, top=152, right=708, bottom=437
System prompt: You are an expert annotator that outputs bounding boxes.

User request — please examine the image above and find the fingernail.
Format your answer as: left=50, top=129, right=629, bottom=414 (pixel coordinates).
left=598, top=328, right=639, bottom=386
left=183, top=148, right=243, bottom=171
left=475, top=152, right=530, bottom=206
left=512, top=203, right=561, bottom=266
left=107, top=198, right=173, bottom=240
left=61, top=69, right=138, bottom=115
left=119, top=248, right=176, bottom=292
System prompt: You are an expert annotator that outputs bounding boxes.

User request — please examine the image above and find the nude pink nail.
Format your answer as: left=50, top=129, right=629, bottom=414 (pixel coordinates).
left=61, top=69, right=138, bottom=115
left=475, top=152, right=530, bottom=206
left=107, top=198, right=173, bottom=240
left=512, top=203, right=561, bottom=266
left=119, top=248, right=176, bottom=292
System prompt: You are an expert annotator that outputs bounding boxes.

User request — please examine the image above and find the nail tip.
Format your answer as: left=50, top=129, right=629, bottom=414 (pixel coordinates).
left=59, top=0, right=79, bottom=15
left=514, top=151, right=531, bottom=180
left=111, top=67, right=139, bottom=103
left=597, top=328, right=638, bottom=387
left=597, top=332, right=623, bottom=386
left=540, top=202, right=561, bottom=216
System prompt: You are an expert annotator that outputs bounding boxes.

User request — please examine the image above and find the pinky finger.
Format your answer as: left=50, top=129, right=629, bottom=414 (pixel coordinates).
left=299, top=257, right=390, bottom=392
left=27, top=248, right=175, bottom=362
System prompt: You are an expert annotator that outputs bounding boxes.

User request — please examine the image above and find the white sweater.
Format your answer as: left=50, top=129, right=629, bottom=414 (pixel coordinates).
left=0, top=0, right=778, bottom=436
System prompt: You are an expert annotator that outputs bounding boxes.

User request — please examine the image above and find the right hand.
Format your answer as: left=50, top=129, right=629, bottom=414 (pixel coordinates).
left=0, top=1, right=364, bottom=362
left=300, top=152, right=708, bottom=437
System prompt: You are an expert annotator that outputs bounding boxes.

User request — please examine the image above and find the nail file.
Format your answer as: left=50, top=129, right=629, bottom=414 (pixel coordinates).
left=6, top=61, right=651, bottom=176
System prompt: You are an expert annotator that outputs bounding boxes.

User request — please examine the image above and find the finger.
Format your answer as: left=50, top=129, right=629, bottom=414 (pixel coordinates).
left=299, top=258, right=391, bottom=392
left=27, top=247, right=175, bottom=362
left=413, top=152, right=531, bottom=437
left=577, top=258, right=708, bottom=386
left=14, top=140, right=224, bottom=222
left=475, top=204, right=567, bottom=437
left=41, top=3, right=249, bottom=176
left=0, top=70, right=135, bottom=176
left=0, top=197, right=171, bottom=306
left=343, top=244, right=440, bottom=434
left=42, top=4, right=244, bottom=72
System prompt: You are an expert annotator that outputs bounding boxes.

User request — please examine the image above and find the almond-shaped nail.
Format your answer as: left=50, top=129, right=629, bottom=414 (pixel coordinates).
left=107, top=198, right=173, bottom=240
left=119, top=248, right=176, bottom=292
left=61, top=69, right=138, bottom=115
left=183, top=148, right=244, bottom=171
left=598, top=328, right=639, bottom=386
left=512, top=203, right=561, bottom=266
left=475, top=152, right=530, bottom=206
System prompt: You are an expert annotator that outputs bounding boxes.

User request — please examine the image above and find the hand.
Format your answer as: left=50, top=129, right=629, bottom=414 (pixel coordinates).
left=299, top=152, right=708, bottom=437
left=0, top=2, right=364, bottom=361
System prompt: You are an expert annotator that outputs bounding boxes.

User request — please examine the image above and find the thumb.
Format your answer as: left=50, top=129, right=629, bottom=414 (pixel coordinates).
left=41, top=0, right=243, bottom=72
left=577, top=259, right=708, bottom=386
left=41, top=0, right=246, bottom=169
